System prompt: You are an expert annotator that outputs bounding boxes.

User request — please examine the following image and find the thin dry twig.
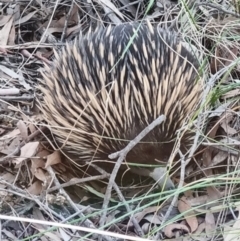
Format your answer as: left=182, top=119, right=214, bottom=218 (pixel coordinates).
left=197, top=2, right=240, bottom=18
left=0, top=96, right=34, bottom=101
left=99, top=115, right=166, bottom=237
left=46, top=166, right=98, bottom=235
left=47, top=174, right=109, bottom=193
left=90, top=163, right=144, bottom=237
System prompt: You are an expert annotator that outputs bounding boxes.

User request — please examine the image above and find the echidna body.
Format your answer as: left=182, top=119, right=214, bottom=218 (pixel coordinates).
left=38, top=22, right=203, bottom=189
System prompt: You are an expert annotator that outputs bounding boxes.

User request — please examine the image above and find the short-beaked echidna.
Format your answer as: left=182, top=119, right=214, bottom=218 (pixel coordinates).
left=37, top=21, right=203, bottom=190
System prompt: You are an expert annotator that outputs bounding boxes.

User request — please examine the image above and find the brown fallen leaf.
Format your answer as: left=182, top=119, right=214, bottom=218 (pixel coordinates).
left=0, top=136, right=20, bottom=155
left=2, top=128, right=20, bottom=139
left=8, top=22, right=15, bottom=45
left=164, top=223, right=189, bottom=238
left=27, top=180, right=43, bottom=195
left=0, top=16, right=13, bottom=46
left=17, top=120, right=28, bottom=141
left=2, top=229, right=18, bottom=240
left=205, top=212, right=216, bottom=238
left=192, top=222, right=206, bottom=241
left=13, top=141, right=39, bottom=165
left=133, top=206, right=161, bottom=223
left=14, top=10, right=38, bottom=25
left=45, top=150, right=62, bottom=168
left=31, top=157, right=46, bottom=170
left=0, top=15, right=12, bottom=27
left=34, top=168, right=47, bottom=183
left=224, top=205, right=240, bottom=241
left=0, top=173, right=15, bottom=189
left=178, top=196, right=198, bottom=233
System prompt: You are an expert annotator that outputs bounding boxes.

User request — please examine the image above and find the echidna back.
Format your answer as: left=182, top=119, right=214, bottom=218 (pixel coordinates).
left=37, top=22, right=203, bottom=165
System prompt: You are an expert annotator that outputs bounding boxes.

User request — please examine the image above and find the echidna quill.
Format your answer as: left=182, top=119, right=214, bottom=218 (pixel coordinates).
left=37, top=21, right=203, bottom=190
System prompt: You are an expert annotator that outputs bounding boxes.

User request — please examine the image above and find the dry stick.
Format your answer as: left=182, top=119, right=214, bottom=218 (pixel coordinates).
left=99, top=115, right=166, bottom=232
left=101, top=4, right=122, bottom=24
left=47, top=174, right=109, bottom=193
left=0, top=183, right=67, bottom=226
left=154, top=150, right=186, bottom=240
left=197, top=2, right=240, bottom=18
left=0, top=96, right=34, bottom=101
left=60, top=0, right=74, bottom=42
left=90, top=163, right=144, bottom=236
left=46, top=166, right=100, bottom=240
left=2, top=42, right=64, bottom=49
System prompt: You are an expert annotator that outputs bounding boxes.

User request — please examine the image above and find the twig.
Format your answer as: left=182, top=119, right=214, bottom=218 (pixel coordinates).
left=100, top=1, right=122, bottom=24
left=197, top=2, right=240, bottom=18
left=99, top=115, right=166, bottom=235
left=0, top=96, right=34, bottom=102
left=0, top=182, right=68, bottom=224
left=61, top=1, right=74, bottom=42
left=156, top=150, right=186, bottom=237
left=90, top=163, right=144, bottom=237
left=47, top=174, right=109, bottom=193
left=46, top=166, right=99, bottom=239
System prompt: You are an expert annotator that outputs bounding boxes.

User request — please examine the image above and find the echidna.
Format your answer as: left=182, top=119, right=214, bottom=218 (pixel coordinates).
left=37, top=21, right=203, bottom=190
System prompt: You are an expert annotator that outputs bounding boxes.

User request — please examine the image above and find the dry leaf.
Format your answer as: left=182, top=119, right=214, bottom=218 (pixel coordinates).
left=8, top=23, right=15, bottom=45
left=13, top=141, right=39, bottom=165
left=45, top=151, right=62, bottom=168
left=192, top=222, right=206, bottom=241
left=0, top=64, right=24, bottom=80
left=0, top=128, right=5, bottom=135
left=27, top=180, right=43, bottom=195
left=212, top=151, right=228, bottom=166
left=14, top=10, right=38, bottom=25
left=17, top=120, right=28, bottom=141
left=29, top=123, right=37, bottom=134
left=0, top=137, right=20, bottom=155
left=207, top=186, right=222, bottom=201
left=37, top=229, right=62, bottom=241
left=99, top=0, right=124, bottom=19
left=59, top=228, right=71, bottom=241
left=178, top=196, right=198, bottom=233
left=37, top=149, right=51, bottom=158
left=0, top=15, right=12, bottom=27
left=34, top=168, right=47, bottom=182
left=164, top=223, right=189, bottom=238
left=32, top=208, right=48, bottom=229
left=1, top=128, right=20, bottom=140
left=134, top=206, right=160, bottom=223
left=202, top=148, right=213, bottom=177
left=224, top=206, right=240, bottom=241
left=221, top=122, right=237, bottom=135
left=0, top=16, right=13, bottom=46
left=0, top=173, right=15, bottom=189
left=2, top=229, right=17, bottom=240
left=205, top=212, right=216, bottom=238
left=143, top=214, right=162, bottom=225
left=69, top=4, right=79, bottom=23
left=31, top=158, right=46, bottom=170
